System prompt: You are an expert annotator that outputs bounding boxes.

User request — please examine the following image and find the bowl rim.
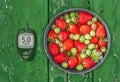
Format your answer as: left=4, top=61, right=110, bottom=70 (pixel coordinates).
left=44, top=8, right=111, bottom=74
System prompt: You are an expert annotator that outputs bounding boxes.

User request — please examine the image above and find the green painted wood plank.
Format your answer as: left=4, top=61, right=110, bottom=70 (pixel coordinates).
left=90, top=0, right=120, bottom=82
left=0, top=0, right=12, bottom=82
left=8, top=0, right=48, bottom=82
left=67, top=0, right=93, bottom=82
left=49, top=0, right=69, bottom=19
left=0, top=67, right=9, bottom=82
left=113, top=0, right=120, bottom=81
left=48, top=0, right=69, bottom=82
left=68, top=0, right=90, bottom=9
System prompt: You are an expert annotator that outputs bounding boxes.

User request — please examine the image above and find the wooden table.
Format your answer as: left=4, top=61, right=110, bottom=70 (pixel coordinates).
left=0, top=0, right=120, bottom=82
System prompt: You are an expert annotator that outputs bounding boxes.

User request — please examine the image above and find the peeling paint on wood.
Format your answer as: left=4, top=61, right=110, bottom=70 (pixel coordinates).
left=48, top=0, right=68, bottom=82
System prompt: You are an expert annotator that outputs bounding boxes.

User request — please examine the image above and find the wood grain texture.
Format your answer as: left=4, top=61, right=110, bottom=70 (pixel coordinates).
left=114, top=0, right=120, bottom=81
left=1, top=0, right=48, bottom=82
left=48, top=0, right=68, bottom=82
left=68, top=0, right=90, bottom=9
left=0, top=0, right=12, bottom=82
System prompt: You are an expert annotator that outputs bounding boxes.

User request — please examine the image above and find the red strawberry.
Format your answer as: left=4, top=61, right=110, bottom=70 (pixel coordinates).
left=68, top=57, right=78, bottom=68
left=74, top=41, right=87, bottom=53
left=55, top=18, right=67, bottom=29
left=59, top=31, right=69, bottom=41
left=98, top=39, right=107, bottom=47
left=78, top=11, right=92, bottom=24
left=77, top=23, right=81, bottom=27
left=83, top=57, right=96, bottom=69
left=68, top=24, right=79, bottom=34
left=95, top=21, right=102, bottom=27
left=48, top=30, right=57, bottom=39
left=63, top=39, right=74, bottom=51
left=96, top=23, right=106, bottom=38
left=90, top=37, right=99, bottom=44
left=79, top=24, right=91, bottom=35
left=49, top=43, right=60, bottom=56
left=76, top=53, right=82, bottom=65
left=97, top=48, right=102, bottom=52
left=54, top=53, right=67, bottom=64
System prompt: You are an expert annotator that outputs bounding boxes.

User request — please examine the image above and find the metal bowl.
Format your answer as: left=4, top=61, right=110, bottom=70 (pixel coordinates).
left=44, top=8, right=110, bottom=74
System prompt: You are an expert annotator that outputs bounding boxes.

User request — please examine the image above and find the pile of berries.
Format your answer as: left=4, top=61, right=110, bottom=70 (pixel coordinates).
left=48, top=11, right=107, bottom=71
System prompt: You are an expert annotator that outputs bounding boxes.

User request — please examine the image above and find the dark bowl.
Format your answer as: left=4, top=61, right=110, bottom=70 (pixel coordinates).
left=44, top=8, right=110, bottom=74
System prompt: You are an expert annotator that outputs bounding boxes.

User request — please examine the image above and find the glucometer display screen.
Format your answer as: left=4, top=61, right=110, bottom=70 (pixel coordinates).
left=18, top=33, right=34, bottom=48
